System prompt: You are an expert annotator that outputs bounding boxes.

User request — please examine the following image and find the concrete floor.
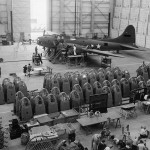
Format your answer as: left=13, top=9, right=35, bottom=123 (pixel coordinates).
left=0, top=43, right=150, bottom=150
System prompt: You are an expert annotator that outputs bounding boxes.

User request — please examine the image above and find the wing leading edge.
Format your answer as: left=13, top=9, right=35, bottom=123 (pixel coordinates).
left=82, top=48, right=124, bottom=58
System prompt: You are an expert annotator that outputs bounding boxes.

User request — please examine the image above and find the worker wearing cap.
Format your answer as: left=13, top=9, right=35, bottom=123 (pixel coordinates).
left=91, top=133, right=101, bottom=150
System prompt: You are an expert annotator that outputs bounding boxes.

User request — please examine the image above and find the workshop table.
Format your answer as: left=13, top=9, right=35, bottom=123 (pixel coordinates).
left=77, top=111, right=121, bottom=134
left=120, top=103, right=137, bottom=119
left=33, top=66, right=52, bottom=75
left=37, top=115, right=53, bottom=126
left=67, top=55, right=84, bottom=67
left=61, top=109, right=79, bottom=123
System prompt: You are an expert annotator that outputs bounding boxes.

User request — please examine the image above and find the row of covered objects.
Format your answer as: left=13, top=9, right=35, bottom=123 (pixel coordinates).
left=43, top=67, right=132, bottom=93
left=14, top=80, right=123, bottom=122
left=43, top=67, right=149, bottom=99
left=0, top=66, right=149, bottom=106
left=14, top=87, right=81, bottom=122
left=0, top=77, right=28, bottom=105
left=15, top=76, right=147, bottom=122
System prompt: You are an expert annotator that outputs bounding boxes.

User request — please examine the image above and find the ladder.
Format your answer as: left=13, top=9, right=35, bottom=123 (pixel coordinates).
left=51, top=50, right=62, bottom=64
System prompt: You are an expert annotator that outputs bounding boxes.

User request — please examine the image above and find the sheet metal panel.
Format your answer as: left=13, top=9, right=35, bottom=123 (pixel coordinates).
left=119, top=30, right=123, bottom=36
left=96, top=29, right=108, bottom=38
left=82, top=29, right=91, bottom=37
left=115, top=0, right=122, bottom=7
left=13, top=0, right=31, bottom=41
left=136, top=34, right=146, bottom=47
left=0, top=11, right=7, bottom=18
left=0, top=5, right=7, bottom=11
left=95, top=7, right=109, bottom=13
left=94, top=15, right=109, bottom=21
left=0, top=24, right=6, bottom=35
left=137, top=21, right=148, bottom=35
left=121, top=8, right=130, bottom=19
left=139, top=9, right=149, bottom=22
left=132, top=0, right=140, bottom=7
left=123, top=0, right=130, bottom=8
left=147, top=23, right=150, bottom=35
left=114, top=7, right=121, bottom=18
left=0, top=0, right=7, bottom=5
left=53, top=0, right=60, bottom=6
left=141, top=0, right=150, bottom=8
left=130, top=8, right=139, bottom=21
left=120, top=19, right=129, bottom=31
left=0, top=17, right=7, bottom=23
left=145, top=36, right=150, bottom=48
left=113, top=18, right=120, bottom=29
left=111, top=29, right=119, bottom=38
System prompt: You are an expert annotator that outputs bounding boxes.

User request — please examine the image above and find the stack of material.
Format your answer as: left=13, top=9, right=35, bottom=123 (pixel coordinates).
left=0, top=123, right=4, bottom=149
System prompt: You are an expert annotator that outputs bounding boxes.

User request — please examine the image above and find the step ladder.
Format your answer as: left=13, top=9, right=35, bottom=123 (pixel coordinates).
left=51, top=50, right=62, bottom=64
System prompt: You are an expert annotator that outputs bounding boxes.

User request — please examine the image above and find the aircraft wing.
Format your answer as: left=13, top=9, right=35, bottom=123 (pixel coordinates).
left=82, top=48, right=124, bottom=58
left=120, top=44, right=145, bottom=51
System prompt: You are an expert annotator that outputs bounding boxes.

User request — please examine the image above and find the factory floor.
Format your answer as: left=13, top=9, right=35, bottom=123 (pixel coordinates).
left=0, top=43, right=150, bottom=150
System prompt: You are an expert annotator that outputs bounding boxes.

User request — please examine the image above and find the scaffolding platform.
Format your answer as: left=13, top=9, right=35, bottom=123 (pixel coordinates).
left=67, top=54, right=85, bottom=68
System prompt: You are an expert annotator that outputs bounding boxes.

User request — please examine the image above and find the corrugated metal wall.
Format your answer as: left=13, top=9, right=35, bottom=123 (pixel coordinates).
left=111, top=0, right=150, bottom=48
left=0, top=0, right=11, bottom=35
left=13, top=0, right=31, bottom=41
left=47, top=0, right=110, bottom=38
left=0, top=0, right=31, bottom=41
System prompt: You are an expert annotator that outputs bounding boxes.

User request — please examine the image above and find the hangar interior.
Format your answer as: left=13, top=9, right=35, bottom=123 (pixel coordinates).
left=0, top=0, right=150, bottom=150
left=1, top=0, right=150, bottom=48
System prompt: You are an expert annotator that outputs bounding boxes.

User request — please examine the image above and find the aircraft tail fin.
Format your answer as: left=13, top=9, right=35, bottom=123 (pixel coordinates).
left=106, top=25, right=136, bottom=44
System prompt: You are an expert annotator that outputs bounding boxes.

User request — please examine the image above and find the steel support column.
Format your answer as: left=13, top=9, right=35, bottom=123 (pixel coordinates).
left=79, top=0, right=83, bottom=36
left=91, top=0, right=95, bottom=33
left=46, top=0, right=51, bottom=31
left=60, top=0, right=64, bottom=33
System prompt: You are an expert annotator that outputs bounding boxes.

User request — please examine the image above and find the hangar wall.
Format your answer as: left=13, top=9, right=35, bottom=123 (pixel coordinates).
left=111, top=0, right=150, bottom=48
left=13, top=0, right=31, bottom=41
left=0, top=0, right=11, bottom=35
left=46, top=0, right=110, bottom=38
left=0, top=0, right=31, bottom=42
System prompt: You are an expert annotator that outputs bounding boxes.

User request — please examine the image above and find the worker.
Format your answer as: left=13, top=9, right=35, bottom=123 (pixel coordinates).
left=0, top=67, right=1, bottom=78
left=57, top=140, right=67, bottom=150
left=139, top=126, right=148, bottom=139
left=23, top=65, right=27, bottom=76
left=35, top=46, right=38, bottom=55
left=104, top=146, right=113, bottom=150
left=98, top=139, right=106, bottom=150
left=137, top=140, right=146, bottom=150
left=73, top=44, right=77, bottom=55
left=132, top=136, right=138, bottom=150
left=38, top=54, right=43, bottom=64
left=65, top=45, right=70, bottom=57
left=57, top=35, right=61, bottom=42
left=27, top=64, right=32, bottom=77
left=91, top=44, right=94, bottom=49
left=91, top=133, right=101, bottom=150
left=43, top=30, right=45, bottom=36
left=32, top=53, right=35, bottom=63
